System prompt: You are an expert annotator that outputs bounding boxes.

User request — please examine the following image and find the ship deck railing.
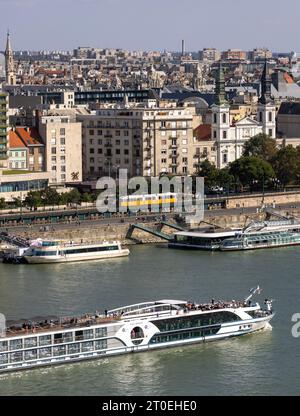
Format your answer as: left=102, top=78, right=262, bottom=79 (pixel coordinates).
left=3, top=315, right=122, bottom=338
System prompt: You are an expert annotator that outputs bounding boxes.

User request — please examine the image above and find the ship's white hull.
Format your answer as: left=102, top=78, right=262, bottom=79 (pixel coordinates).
left=24, top=249, right=130, bottom=264
left=0, top=314, right=273, bottom=374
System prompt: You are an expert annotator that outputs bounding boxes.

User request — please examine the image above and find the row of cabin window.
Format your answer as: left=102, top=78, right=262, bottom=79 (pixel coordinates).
left=0, top=328, right=107, bottom=351
left=0, top=340, right=108, bottom=364
left=153, top=311, right=239, bottom=332
left=149, top=327, right=220, bottom=344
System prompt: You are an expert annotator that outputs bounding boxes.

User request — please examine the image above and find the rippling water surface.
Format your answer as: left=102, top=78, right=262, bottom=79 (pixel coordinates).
left=0, top=244, right=299, bottom=395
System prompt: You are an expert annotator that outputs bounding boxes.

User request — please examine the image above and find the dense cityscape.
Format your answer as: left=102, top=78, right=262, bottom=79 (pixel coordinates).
left=0, top=0, right=300, bottom=399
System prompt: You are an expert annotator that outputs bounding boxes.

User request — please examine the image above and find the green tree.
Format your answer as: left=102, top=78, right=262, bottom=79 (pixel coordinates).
left=24, top=190, right=42, bottom=209
left=81, top=192, right=93, bottom=203
left=243, top=133, right=277, bottom=161
left=12, top=196, right=22, bottom=208
left=41, top=188, right=60, bottom=206
left=197, top=159, right=219, bottom=188
left=215, top=168, right=235, bottom=191
left=272, top=145, right=300, bottom=187
left=66, top=188, right=81, bottom=204
left=229, top=156, right=275, bottom=190
left=0, top=198, right=6, bottom=210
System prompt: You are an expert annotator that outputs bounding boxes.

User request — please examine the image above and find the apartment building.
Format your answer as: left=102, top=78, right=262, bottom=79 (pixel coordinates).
left=199, top=48, right=221, bottom=62
left=8, top=127, right=44, bottom=171
left=38, top=114, right=82, bottom=185
left=77, top=101, right=199, bottom=179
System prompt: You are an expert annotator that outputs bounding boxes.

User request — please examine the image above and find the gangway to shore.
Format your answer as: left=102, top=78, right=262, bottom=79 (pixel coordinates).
left=127, top=223, right=173, bottom=241
left=159, top=221, right=186, bottom=232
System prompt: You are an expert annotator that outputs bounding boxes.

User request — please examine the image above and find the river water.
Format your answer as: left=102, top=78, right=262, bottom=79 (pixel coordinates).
left=0, top=244, right=299, bottom=395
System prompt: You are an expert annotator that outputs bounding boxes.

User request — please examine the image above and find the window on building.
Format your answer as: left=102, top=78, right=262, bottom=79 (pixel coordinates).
left=116, top=130, right=120, bottom=136
left=51, top=138, right=56, bottom=145
left=90, top=148, right=94, bottom=154
left=161, top=158, right=167, bottom=163
left=182, top=139, right=187, bottom=145
left=90, top=158, right=94, bottom=163
left=89, top=129, right=94, bottom=135
left=124, top=149, right=129, bottom=155
left=182, top=166, right=187, bottom=173
left=98, top=139, right=102, bottom=145
left=61, top=174, right=66, bottom=180
left=268, top=112, right=272, bottom=122
left=213, top=130, right=217, bottom=139
left=161, top=130, right=166, bottom=136
left=259, top=112, right=263, bottom=122
left=223, top=131, right=227, bottom=139
left=52, top=165, right=56, bottom=171
left=61, top=165, right=66, bottom=172
left=51, top=147, right=56, bottom=154
left=124, top=131, right=129, bottom=136
left=60, top=138, right=65, bottom=145
left=213, top=113, right=217, bottom=124
left=161, top=149, right=167, bottom=154
left=124, top=158, right=129, bottom=164
left=182, top=157, right=188, bottom=163
left=116, top=140, right=120, bottom=145
left=98, top=130, right=103, bottom=136
left=98, top=148, right=103, bottom=154
left=51, top=156, right=56, bottom=162
left=162, top=140, right=167, bottom=145
left=268, top=129, right=273, bottom=137
left=116, top=149, right=120, bottom=155
left=223, top=153, right=227, bottom=164
left=60, top=128, right=65, bottom=135
left=223, top=113, right=226, bottom=123
left=124, top=140, right=129, bottom=145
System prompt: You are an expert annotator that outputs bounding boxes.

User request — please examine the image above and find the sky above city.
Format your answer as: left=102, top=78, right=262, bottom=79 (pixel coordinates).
left=0, top=0, right=299, bottom=52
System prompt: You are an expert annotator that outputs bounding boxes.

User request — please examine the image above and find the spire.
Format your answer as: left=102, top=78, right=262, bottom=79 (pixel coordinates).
left=215, top=63, right=227, bottom=105
left=5, top=30, right=12, bottom=53
left=5, top=30, right=16, bottom=85
left=259, top=60, right=272, bottom=104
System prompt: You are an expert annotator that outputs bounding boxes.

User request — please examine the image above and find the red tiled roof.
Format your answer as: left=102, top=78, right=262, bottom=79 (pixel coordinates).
left=15, top=127, right=44, bottom=146
left=194, top=124, right=212, bottom=141
left=9, top=130, right=26, bottom=148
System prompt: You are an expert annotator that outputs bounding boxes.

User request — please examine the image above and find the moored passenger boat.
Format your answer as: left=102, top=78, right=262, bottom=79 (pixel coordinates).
left=0, top=287, right=274, bottom=373
left=220, top=221, right=300, bottom=251
left=168, top=229, right=241, bottom=250
left=22, top=239, right=129, bottom=264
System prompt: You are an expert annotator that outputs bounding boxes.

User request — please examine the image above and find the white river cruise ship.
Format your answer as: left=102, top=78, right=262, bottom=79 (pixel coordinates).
left=22, top=239, right=130, bottom=264
left=0, top=288, right=274, bottom=373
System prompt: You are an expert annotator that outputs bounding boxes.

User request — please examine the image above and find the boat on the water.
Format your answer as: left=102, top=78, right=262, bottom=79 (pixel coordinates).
left=168, top=229, right=241, bottom=250
left=220, top=217, right=300, bottom=251
left=21, top=239, right=129, bottom=264
left=0, top=287, right=273, bottom=373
